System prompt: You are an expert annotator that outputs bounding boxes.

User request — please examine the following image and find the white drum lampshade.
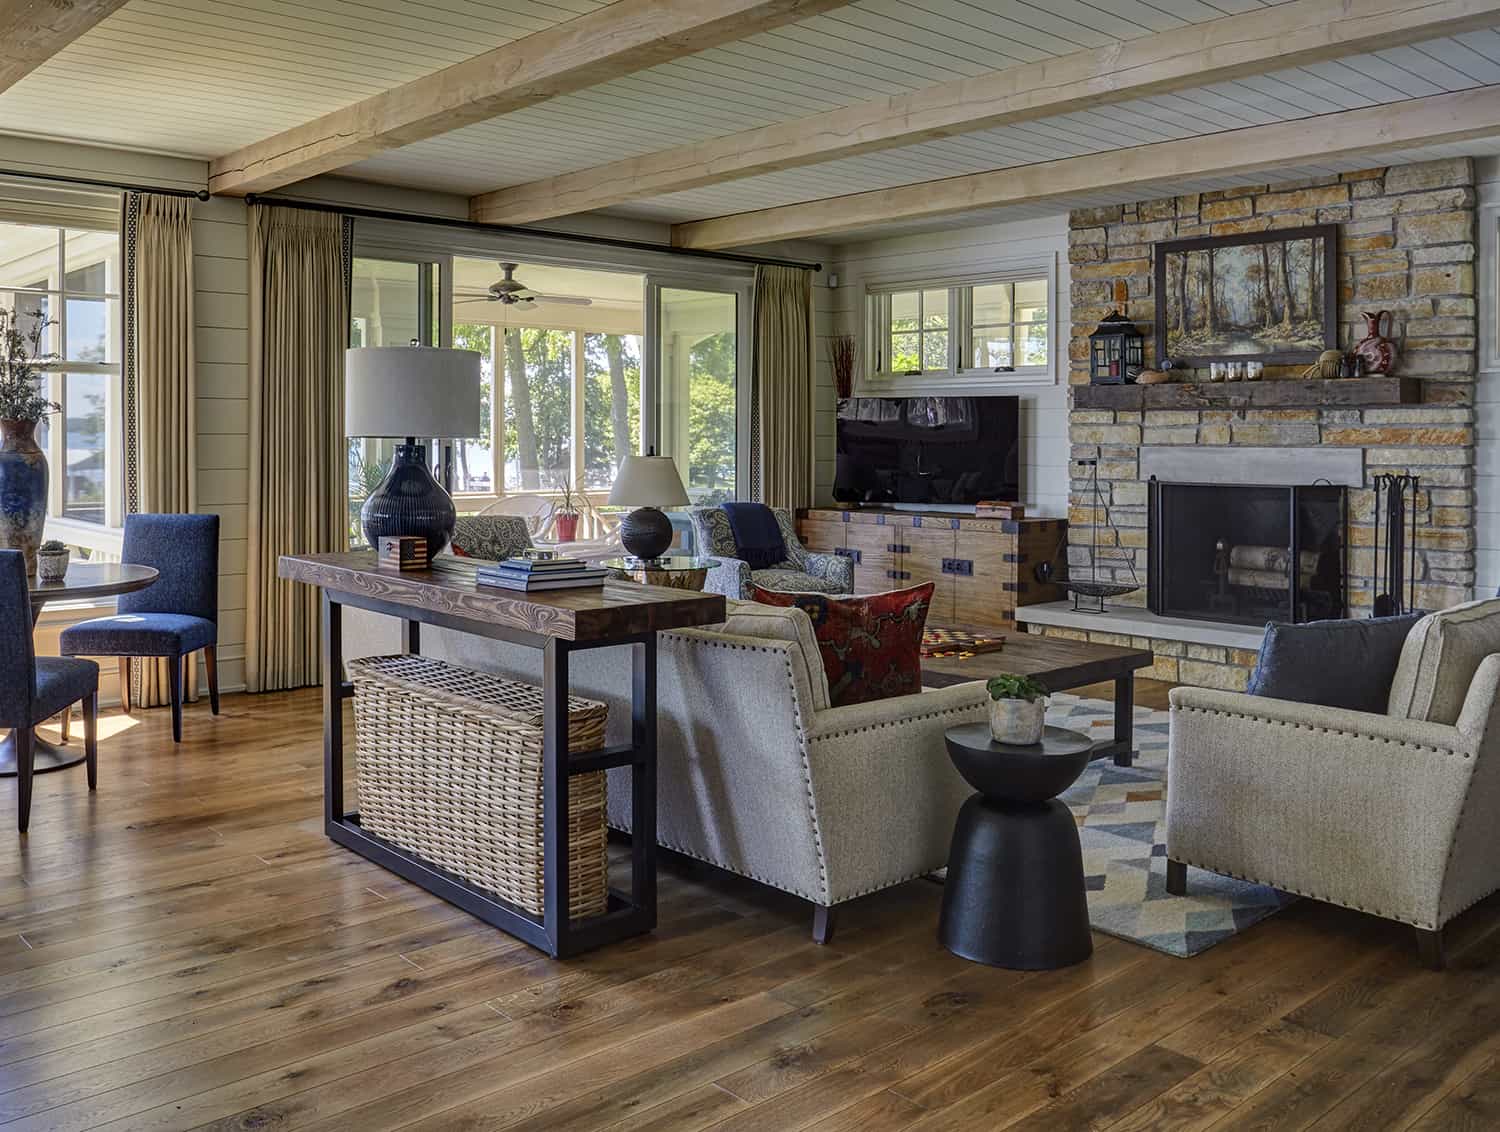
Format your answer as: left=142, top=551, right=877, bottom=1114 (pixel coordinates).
left=345, top=346, right=483, bottom=562
left=609, top=452, right=690, bottom=561
left=345, top=346, right=482, bottom=440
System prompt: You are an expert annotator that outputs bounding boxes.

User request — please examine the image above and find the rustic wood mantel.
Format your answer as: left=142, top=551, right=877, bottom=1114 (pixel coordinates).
left=1071, top=376, right=1421, bottom=411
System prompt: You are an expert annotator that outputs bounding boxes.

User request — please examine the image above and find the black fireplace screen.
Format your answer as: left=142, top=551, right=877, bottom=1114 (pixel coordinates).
left=1148, top=479, right=1346, bottom=626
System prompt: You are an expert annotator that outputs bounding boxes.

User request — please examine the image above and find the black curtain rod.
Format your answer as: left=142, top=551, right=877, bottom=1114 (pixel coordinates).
left=0, top=167, right=209, bottom=201
left=243, top=193, right=821, bottom=273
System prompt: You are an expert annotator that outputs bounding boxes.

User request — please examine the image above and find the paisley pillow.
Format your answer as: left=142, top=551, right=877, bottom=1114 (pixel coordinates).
left=751, top=582, right=934, bottom=707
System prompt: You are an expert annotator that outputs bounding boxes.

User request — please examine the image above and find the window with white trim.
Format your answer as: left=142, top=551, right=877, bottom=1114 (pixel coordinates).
left=0, top=215, right=123, bottom=554
left=868, top=265, right=1054, bottom=385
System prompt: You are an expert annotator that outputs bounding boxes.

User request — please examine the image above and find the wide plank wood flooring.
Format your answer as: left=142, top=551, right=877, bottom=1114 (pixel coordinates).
left=2, top=684, right=1499, bottom=1130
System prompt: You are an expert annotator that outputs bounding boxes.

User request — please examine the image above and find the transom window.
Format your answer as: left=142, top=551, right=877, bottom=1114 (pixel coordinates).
left=869, top=267, right=1054, bottom=385
left=0, top=217, right=122, bottom=549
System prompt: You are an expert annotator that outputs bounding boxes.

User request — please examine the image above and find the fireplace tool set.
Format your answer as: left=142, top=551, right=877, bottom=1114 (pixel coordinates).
left=1036, top=452, right=1141, bottom=613
left=1372, top=473, right=1420, bottom=617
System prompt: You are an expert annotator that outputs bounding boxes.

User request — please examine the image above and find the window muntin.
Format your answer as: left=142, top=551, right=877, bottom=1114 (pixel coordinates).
left=583, top=332, right=642, bottom=491
left=870, top=269, right=1052, bottom=384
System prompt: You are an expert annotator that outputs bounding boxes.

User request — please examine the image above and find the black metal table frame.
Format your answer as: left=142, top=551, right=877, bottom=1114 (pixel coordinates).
left=321, top=589, right=657, bottom=960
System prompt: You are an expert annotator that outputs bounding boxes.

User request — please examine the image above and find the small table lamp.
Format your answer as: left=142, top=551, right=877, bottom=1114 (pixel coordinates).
left=346, top=346, right=482, bottom=563
left=608, top=451, right=689, bottom=561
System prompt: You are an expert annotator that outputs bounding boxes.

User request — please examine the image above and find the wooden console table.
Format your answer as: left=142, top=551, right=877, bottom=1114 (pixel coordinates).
left=278, top=551, right=725, bottom=958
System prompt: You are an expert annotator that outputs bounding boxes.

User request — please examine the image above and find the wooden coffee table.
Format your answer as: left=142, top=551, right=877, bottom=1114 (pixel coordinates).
left=922, top=630, right=1153, bottom=766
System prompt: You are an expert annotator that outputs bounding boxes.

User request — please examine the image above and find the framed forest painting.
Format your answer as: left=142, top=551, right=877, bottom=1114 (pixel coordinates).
left=1154, top=223, right=1337, bottom=367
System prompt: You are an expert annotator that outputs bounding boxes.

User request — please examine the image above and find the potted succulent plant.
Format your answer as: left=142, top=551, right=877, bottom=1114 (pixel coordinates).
left=985, top=673, right=1050, bottom=746
left=0, top=308, right=60, bottom=575
left=553, top=477, right=581, bottom=543
left=36, top=539, right=69, bottom=582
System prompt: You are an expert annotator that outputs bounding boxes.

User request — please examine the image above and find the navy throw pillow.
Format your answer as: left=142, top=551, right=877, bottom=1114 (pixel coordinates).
left=1246, top=612, right=1424, bottom=714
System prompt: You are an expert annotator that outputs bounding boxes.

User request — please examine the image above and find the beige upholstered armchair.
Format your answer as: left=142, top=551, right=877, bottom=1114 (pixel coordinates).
left=1166, top=598, right=1500, bottom=968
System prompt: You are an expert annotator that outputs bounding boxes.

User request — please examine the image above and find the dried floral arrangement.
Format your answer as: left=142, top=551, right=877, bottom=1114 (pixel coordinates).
left=829, top=334, right=857, bottom=400
left=0, top=307, right=60, bottom=422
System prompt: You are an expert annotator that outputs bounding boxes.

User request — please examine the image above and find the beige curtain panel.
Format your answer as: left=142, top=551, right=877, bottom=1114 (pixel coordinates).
left=754, top=265, right=814, bottom=510
left=245, top=205, right=348, bottom=693
left=128, top=192, right=199, bottom=708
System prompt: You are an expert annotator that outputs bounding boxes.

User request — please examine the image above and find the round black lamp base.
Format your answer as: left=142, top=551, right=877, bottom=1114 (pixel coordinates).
left=619, top=506, right=673, bottom=561
left=360, top=443, right=456, bottom=562
left=939, top=796, right=1092, bottom=970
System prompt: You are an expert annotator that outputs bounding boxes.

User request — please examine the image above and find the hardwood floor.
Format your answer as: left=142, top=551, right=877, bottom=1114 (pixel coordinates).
left=2, top=686, right=1499, bottom=1131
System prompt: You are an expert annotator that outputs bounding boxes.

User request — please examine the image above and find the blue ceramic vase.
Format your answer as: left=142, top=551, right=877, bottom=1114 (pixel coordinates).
left=0, top=419, right=48, bottom=575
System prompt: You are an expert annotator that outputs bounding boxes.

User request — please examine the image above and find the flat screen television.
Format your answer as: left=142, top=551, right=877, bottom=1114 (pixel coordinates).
left=833, top=395, right=1019, bottom=507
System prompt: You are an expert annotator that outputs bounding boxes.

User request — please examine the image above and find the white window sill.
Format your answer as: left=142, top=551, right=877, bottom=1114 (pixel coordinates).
left=857, top=370, right=1057, bottom=396
left=45, top=516, right=124, bottom=557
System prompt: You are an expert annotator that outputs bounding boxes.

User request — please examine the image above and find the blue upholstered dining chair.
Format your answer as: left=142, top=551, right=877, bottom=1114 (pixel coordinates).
left=1, top=551, right=99, bottom=833
left=60, top=514, right=220, bottom=744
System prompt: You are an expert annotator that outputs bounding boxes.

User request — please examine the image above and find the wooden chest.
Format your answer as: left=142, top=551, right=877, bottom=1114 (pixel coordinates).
left=796, top=508, right=1066, bottom=630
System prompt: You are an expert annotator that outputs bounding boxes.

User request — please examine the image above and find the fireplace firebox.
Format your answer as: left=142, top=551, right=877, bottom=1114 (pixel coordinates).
left=1148, top=478, right=1346, bottom=626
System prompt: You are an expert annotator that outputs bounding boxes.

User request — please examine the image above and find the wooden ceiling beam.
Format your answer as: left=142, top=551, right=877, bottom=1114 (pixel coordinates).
left=0, top=0, right=130, bottom=94
left=208, top=0, right=850, bottom=197
left=469, top=0, right=1500, bottom=226
left=669, top=88, right=1500, bottom=248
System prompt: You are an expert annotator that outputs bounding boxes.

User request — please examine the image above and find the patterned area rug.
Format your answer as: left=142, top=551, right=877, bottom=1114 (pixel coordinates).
left=1045, top=693, right=1295, bottom=957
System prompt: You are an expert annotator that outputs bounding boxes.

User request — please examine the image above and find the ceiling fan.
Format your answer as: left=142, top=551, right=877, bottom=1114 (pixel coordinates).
left=455, top=262, right=593, bottom=308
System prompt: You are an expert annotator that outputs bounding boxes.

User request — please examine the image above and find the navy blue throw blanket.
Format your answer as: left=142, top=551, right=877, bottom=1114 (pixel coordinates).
left=720, top=502, right=786, bottom=570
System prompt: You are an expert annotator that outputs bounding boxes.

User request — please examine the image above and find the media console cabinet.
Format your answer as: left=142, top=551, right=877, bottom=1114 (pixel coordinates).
left=797, top=508, right=1067, bottom=629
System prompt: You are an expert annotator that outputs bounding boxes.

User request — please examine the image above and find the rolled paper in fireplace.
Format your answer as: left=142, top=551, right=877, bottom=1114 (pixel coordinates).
left=1227, top=566, right=1316, bottom=590
left=1227, top=545, right=1320, bottom=575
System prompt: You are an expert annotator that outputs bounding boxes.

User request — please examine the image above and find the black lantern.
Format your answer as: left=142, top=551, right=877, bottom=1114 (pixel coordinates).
left=1088, top=310, right=1144, bottom=385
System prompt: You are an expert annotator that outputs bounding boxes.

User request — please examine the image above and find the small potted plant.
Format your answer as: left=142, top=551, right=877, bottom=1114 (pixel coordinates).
left=553, top=477, right=581, bottom=543
left=985, top=674, right=1049, bottom=745
left=36, top=539, right=69, bottom=582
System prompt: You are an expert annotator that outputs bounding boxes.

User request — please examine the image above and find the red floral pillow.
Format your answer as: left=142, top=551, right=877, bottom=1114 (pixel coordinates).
left=751, top=583, right=935, bottom=708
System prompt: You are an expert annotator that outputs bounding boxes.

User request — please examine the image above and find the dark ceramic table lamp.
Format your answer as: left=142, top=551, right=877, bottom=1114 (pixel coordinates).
left=608, top=451, right=689, bottom=562
left=345, top=346, right=482, bottom=564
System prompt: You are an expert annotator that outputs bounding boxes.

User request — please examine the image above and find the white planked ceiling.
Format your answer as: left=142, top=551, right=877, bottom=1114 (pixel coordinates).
left=336, top=0, right=1314, bottom=196
left=2, top=0, right=1499, bottom=243
left=821, top=137, right=1500, bottom=243
left=0, top=0, right=609, bottom=157
left=592, top=31, right=1500, bottom=223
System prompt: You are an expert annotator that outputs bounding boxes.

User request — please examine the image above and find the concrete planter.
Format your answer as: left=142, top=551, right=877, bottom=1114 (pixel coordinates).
left=989, top=696, right=1047, bottom=746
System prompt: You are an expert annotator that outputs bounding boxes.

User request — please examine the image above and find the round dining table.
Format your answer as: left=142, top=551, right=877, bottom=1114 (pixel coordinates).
left=2, top=562, right=160, bottom=776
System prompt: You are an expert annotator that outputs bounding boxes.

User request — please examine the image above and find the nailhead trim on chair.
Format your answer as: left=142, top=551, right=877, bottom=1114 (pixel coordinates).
left=809, top=699, right=988, bottom=743
left=1170, top=854, right=1441, bottom=930
left=1174, top=705, right=1470, bottom=759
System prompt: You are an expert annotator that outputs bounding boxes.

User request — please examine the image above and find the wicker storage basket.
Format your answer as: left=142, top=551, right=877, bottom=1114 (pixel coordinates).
left=346, top=654, right=609, bottom=920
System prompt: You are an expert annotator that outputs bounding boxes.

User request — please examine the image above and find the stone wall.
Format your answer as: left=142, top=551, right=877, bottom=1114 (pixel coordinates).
left=1065, top=159, right=1479, bottom=683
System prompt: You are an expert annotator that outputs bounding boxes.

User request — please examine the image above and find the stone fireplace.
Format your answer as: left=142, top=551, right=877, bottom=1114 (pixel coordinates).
left=1030, top=157, right=1479, bottom=690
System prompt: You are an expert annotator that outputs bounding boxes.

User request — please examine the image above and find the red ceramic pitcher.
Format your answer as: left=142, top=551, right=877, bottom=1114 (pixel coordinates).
left=1354, top=310, right=1395, bottom=375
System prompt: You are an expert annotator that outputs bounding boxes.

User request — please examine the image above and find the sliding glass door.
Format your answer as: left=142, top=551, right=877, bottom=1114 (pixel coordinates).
left=646, top=280, right=750, bottom=504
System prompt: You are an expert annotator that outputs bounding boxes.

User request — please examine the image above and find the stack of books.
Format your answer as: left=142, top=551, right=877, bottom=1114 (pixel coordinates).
left=476, top=555, right=608, bottom=592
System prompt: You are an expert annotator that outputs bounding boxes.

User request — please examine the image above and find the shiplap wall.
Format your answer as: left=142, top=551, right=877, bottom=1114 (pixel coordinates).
left=1474, top=157, right=1500, bottom=597
left=820, top=214, right=1072, bottom=516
